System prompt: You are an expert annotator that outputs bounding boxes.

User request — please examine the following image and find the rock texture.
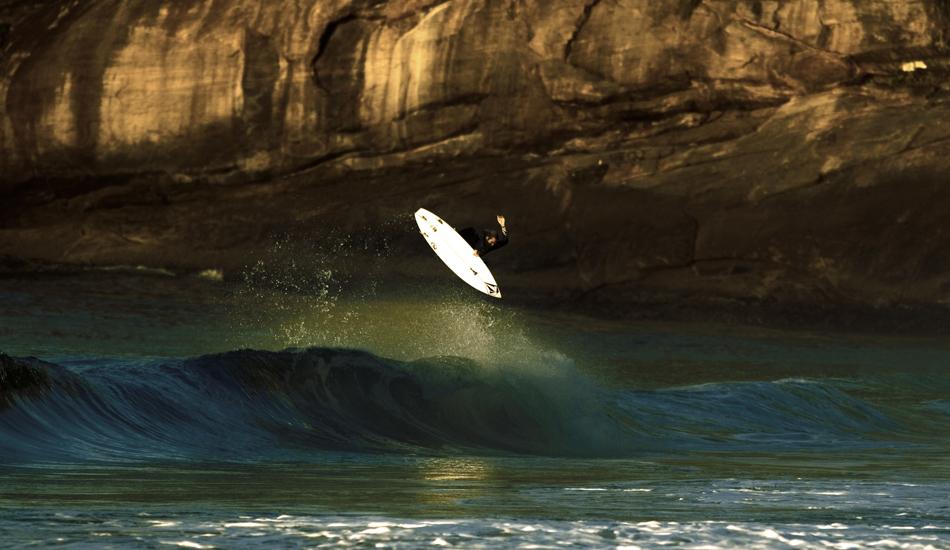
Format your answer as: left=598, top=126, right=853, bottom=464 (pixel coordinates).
left=4, top=0, right=950, bottom=330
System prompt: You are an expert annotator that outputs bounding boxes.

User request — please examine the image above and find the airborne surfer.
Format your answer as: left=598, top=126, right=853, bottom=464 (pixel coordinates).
left=415, top=208, right=503, bottom=297
left=457, top=215, right=508, bottom=257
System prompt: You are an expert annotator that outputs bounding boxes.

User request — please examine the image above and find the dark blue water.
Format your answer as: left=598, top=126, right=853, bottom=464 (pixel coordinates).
left=2, top=270, right=950, bottom=548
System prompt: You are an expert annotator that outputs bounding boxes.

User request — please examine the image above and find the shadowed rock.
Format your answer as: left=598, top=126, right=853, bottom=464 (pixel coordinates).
left=3, top=0, right=950, bottom=330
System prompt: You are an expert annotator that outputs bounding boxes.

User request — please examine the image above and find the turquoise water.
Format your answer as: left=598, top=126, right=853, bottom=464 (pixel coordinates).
left=2, top=269, right=950, bottom=548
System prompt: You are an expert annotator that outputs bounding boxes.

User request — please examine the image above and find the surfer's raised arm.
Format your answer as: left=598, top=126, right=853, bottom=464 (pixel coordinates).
left=483, top=215, right=508, bottom=254
left=475, top=216, right=508, bottom=256
left=456, top=215, right=509, bottom=257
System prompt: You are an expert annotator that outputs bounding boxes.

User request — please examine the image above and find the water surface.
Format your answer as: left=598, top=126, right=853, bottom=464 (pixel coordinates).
left=2, top=269, right=949, bottom=548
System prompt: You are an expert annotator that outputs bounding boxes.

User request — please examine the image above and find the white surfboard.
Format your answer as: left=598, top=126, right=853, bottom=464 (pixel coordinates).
left=415, top=208, right=501, bottom=298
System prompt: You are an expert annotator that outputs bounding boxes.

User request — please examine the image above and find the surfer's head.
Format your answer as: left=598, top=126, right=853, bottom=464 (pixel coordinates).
left=485, top=230, right=498, bottom=246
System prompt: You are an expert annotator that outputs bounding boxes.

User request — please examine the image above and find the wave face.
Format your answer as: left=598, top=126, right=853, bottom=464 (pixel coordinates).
left=2, top=347, right=947, bottom=464
left=0, top=348, right=625, bottom=462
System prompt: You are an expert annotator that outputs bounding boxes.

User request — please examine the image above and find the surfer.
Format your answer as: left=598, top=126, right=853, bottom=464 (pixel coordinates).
left=457, top=216, right=508, bottom=257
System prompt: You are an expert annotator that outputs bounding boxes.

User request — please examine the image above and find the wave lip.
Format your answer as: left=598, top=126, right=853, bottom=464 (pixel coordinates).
left=1, top=353, right=56, bottom=411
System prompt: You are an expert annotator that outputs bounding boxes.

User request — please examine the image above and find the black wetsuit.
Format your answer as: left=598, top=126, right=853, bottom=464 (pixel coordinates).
left=457, top=226, right=508, bottom=257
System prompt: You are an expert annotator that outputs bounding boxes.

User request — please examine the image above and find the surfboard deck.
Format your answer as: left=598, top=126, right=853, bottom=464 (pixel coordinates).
left=415, top=208, right=501, bottom=298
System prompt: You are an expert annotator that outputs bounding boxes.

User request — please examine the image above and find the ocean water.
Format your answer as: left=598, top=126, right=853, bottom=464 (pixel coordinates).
left=2, top=268, right=950, bottom=549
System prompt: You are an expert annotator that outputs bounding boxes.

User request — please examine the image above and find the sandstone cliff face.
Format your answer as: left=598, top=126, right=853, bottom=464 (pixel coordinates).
left=3, top=0, right=950, bottom=328
left=2, top=0, right=941, bottom=177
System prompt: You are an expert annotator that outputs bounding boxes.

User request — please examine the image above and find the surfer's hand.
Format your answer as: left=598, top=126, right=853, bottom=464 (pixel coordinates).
left=473, top=250, right=479, bottom=257
left=497, top=215, right=505, bottom=227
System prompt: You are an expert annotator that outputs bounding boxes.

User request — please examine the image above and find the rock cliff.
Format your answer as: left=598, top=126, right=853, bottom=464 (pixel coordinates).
left=4, top=0, right=950, bottom=330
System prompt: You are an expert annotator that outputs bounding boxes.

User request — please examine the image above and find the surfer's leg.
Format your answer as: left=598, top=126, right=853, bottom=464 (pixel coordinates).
left=457, top=227, right=479, bottom=247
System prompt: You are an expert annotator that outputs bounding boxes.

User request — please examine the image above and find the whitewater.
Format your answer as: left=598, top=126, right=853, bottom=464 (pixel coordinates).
left=2, top=268, right=950, bottom=549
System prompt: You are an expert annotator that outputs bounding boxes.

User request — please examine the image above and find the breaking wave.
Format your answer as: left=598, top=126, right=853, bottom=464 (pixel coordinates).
left=2, top=346, right=944, bottom=465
